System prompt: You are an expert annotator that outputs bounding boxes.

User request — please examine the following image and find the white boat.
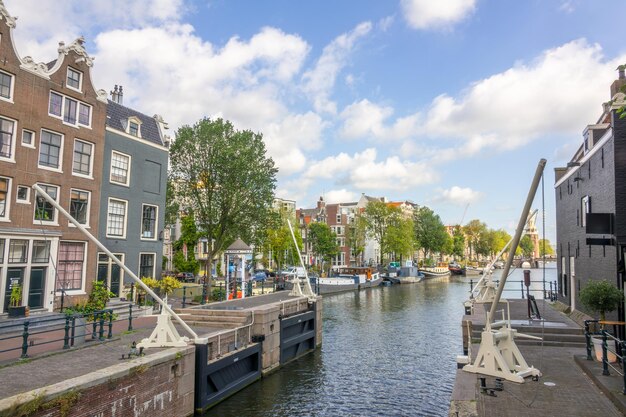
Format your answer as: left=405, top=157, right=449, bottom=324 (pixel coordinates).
left=287, top=267, right=382, bottom=295
left=419, top=266, right=451, bottom=279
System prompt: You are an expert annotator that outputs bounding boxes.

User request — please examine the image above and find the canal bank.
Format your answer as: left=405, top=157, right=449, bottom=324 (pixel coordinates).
left=451, top=298, right=625, bottom=416
left=0, top=292, right=322, bottom=416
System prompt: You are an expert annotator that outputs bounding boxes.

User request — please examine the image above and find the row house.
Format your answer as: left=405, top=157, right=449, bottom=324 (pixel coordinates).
left=0, top=1, right=168, bottom=312
left=554, top=68, right=626, bottom=324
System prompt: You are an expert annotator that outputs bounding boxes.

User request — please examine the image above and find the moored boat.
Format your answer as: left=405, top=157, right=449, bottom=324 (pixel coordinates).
left=448, top=262, right=465, bottom=275
left=419, top=266, right=451, bottom=279
left=287, top=266, right=382, bottom=295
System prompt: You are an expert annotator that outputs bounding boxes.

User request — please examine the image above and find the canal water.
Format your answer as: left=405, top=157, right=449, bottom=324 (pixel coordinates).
left=208, top=266, right=557, bottom=417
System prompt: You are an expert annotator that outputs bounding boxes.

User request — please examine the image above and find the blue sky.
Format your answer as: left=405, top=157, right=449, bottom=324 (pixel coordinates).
left=5, top=0, right=626, bottom=242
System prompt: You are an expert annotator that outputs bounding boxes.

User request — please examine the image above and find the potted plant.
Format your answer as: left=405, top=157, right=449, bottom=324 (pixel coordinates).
left=8, top=284, right=29, bottom=318
left=579, top=279, right=624, bottom=361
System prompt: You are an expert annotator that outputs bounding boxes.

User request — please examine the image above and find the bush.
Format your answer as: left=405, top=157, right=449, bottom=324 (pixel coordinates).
left=579, top=279, right=624, bottom=321
left=65, top=281, right=115, bottom=321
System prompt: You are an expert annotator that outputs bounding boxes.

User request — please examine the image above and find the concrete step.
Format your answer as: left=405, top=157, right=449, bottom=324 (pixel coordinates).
left=174, top=308, right=250, bottom=317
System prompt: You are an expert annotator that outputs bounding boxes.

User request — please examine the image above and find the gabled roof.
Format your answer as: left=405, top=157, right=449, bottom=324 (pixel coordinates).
left=106, top=99, right=164, bottom=146
left=226, top=238, right=252, bottom=252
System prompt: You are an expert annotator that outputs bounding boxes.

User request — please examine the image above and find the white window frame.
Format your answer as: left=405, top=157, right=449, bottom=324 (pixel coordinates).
left=66, top=67, right=83, bottom=92
left=72, top=138, right=94, bottom=179
left=138, top=252, right=156, bottom=279
left=16, top=185, right=29, bottom=204
left=0, top=115, right=17, bottom=163
left=127, top=117, right=142, bottom=138
left=140, top=204, right=158, bottom=241
left=109, top=150, right=131, bottom=186
left=38, top=129, right=64, bottom=173
left=48, top=90, right=92, bottom=129
left=0, top=70, right=15, bottom=103
left=57, top=240, right=88, bottom=295
left=0, top=176, right=11, bottom=222
left=69, top=188, right=91, bottom=228
left=21, top=129, right=35, bottom=148
left=33, top=183, right=59, bottom=225
left=106, top=197, right=128, bottom=239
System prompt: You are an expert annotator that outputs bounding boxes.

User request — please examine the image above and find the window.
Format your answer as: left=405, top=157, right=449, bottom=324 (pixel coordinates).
left=16, top=185, right=29, bottom=203
left=70, top=189, right=89, bottom=225
left=139, top=254, right=155, bottom=278
left=8, top=240, right=28, bottom=263
left=49, top=92, right=62, bottom=116
left=0, top=177, right=9, bottom=219
left=22, top=129, right=34, bottom=147
left=0, top=116, right=15, bottom=159
left=0, top=71, right=13, bottom=100
left=581, top=196, right=590, bottom=227
left=129, top=121, right=139, bottom=137
left=0, top=239, right=4, bottom=263
left=34, top=184, right=58, bottom=222
left=78, top=103, right=90, bottom=126
left=39, top=130, right=63, bottom=170
left=72, top=139, right=93, bottom=176
left=63, top=97, right=77, bottom=125
left=141, top=205, right=157, bottom=239
left=67, top=67, right=82, bottom=90
left=336, top=214, right=341, bottom=223
left=57, top=242, right=85, bottom=291
left=32, top=241, right=50, bottom=263
left=107, top=199, right=127, bottom=237
left=110, top=151, right=130, bottom=185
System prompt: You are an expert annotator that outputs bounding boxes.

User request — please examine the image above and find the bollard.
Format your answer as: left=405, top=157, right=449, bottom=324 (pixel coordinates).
left=201, top=278, right=207, bottom=305
left=549, top=281, right=553, bottom=300
left=584, top=320, right=593, bottom=360
left=469, top=279, right=473, bottom=292
left=182, top=286, right=187, bottom=308
left=21, top=321, right=30, bottom=358
left=92, top=314, right=98, bottom=340
left=128, top=304, right=133, bottom=331
left=107, top=309, right=113, bottom=339
left=63, top=316, right=71, bottom=349
left=71, top=316, right=76, bottom=347
left=602, top=330, right=610, bottom=376
left=521, top=279, right=525, bottom=299
left=99, top=312, right=105, bottom=341
left=129, top=283, right=135, bottom=303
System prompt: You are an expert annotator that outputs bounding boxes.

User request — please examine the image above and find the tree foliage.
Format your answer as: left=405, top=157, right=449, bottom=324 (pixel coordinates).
left=172, top=215, right=200, bottom=274
left=386, top=214, right=415, bottom=261
left=463, top=219, right=487, bottom=260
left=169, top=118, right=277, bottom=297
left=538, top=239, right=555, bottom=256
left=414, top=206, right=448, bottom=258
left=579, top=280, right=624, bottom=321
left=308, top=222, right=338, bottom=273
left=362, top=201, right=395, bottom=264
left=451, top=225, right=465, bottom=258
left=345, top=214, right=368, bottom=266
left=519, top=235, right=535, bottom=258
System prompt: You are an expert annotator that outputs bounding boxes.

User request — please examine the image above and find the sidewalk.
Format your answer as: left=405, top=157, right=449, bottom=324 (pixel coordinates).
left=450, top=299, right=625, bottom=416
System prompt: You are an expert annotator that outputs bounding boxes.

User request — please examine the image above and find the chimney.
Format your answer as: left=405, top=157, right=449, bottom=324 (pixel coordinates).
left=610, top=65, right=626, bottom=98
left=110, top=85, right=124, bottom=104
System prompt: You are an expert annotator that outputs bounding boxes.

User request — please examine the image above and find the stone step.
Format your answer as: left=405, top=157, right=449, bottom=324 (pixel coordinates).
left=174, top=308, right=250, bottom=317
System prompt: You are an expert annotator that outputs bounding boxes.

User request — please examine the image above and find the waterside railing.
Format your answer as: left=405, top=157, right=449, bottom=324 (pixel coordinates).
left=584, top=319, right=626, bottom=395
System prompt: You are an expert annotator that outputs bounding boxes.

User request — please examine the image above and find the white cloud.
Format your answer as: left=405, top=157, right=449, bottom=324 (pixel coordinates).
left=400, top=0, right=476, bottom=30
left=325, top=189, right=358, bottom=204
left=302, top=148, right=438, bottom=191
left=339, top=99, right=420, bottom=140
left=302, top=21, right=372, bottom=114
left=378, top=16, right=395, bottom=32
left=435, top=186, right=482, bottom=205
left=559, top=1, right=576, bottom=13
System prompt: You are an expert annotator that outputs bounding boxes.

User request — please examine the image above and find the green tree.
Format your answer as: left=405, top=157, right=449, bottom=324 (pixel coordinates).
left=169, top=118, right=277, bottom=299
left=538, top=239, right=555, bottom=256
left=308, top=222, right=339, bottom=275
left=264, top=210, right=302, bottom=270
left=491, top=229, right=512, bottom=257
left=463, top=219, right=487, bottom=260
left=346, top=214, right=368, bottom=266
left=451, top=225, right=465, bottom=259
left=172, top=215, right=200, bottom=274
left=414, top=206, right=448, bottom=259
left=362, top=201, right=395, bottom=265
left=164, top=179, right=179, bottom=228
left=386, top=215, right=415, bottom=261
left=519, top=235, right=535, bottom=258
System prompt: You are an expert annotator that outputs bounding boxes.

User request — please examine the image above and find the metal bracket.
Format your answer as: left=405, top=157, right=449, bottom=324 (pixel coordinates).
left=137, top=311, right=189, bottom=349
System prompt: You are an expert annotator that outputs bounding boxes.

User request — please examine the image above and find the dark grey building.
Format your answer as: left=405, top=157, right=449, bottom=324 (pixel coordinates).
left=98, top=93, right=169, bottom=297
left=554, top=70, right=626, bottom=325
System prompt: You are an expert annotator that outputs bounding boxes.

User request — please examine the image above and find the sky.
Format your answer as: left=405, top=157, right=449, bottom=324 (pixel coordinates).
left=5, top=0, right=626, bottom=243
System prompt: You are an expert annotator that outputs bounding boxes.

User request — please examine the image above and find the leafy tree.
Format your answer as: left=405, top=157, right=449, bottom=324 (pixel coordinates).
left=463, top=219, right=487, bottom=260
left=345, top=214, right=368, bottom=266
left=451, top=225, right=465, bottom=259
left=264, top=210, right=302, bottom=270
left=169, top=118, right=277, bottom=299
left=491, top=229, right=512, bottom=257
left=441, top=232, right=454, bottom=256
left=539, top=239, right=555, bottom=256
left=362, top=201, right=395, bottom=265
left=308, top=222, right=339, bottom=274
left=164, top=179, right=179, bottom=228
left=414, top=206, right=448, bottom=259
left=519, top=235, right=535, bottom=258
left=172, top=215, right=200, bottom=274
left=386, top=214, right=415, bottom=261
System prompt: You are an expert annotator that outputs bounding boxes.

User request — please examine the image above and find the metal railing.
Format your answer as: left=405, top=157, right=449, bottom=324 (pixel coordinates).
left=468, top=279, right=558, bottom=300
left=584, top=319, right=626, bottom=395
left=0, top=304, right=139, bottom=362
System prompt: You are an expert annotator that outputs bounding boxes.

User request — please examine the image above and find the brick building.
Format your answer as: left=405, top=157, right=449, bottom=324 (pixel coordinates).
left=0, top=3, right=107, bottom=312
left=554, top=69, right=626, bottom=323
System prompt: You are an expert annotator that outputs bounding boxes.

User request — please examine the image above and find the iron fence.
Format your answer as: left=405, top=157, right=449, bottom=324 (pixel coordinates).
left=584, top=319, right=626, bottom=395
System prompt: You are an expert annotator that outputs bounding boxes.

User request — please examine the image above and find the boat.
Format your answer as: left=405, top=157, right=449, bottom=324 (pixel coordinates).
left=419, top=266, right=451, bottom=279
left=448, top=262, right=465, bottom=275
left=463, top=266, right=483, bottom=276
left=286, top=267, right=382, bottom=295
left=386, top=266, right=424, bottom=284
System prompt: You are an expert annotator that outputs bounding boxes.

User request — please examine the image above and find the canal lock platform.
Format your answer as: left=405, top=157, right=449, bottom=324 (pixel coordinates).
left=0, top=292, right=321, bottom=417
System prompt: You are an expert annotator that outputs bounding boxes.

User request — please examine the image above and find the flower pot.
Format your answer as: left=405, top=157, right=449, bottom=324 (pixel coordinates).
left=8, top=306, right=29, bottom=318
left=592, top=337, right=617, bottom=363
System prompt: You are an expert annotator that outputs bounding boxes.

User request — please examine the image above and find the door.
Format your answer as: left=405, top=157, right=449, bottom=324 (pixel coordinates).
left=97, top=253, right=123, bottom=297
left=569, top=256, right=576, bottom=310
left=28, top=267, right=46, bottom=309
left=4, top=268, right=24, bottom=311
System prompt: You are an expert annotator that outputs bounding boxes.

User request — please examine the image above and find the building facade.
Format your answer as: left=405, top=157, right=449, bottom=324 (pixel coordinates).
left=0, top=3, right=108, bottom=313
left=554, top=71, right=625, bottom=323
left=97, top=98, right=169, bottom=296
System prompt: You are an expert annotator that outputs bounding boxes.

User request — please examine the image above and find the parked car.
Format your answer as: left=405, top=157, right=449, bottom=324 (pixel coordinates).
left=252, top=271, right=268, bottom=282
left=176, top=272, right=195, bottom=283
